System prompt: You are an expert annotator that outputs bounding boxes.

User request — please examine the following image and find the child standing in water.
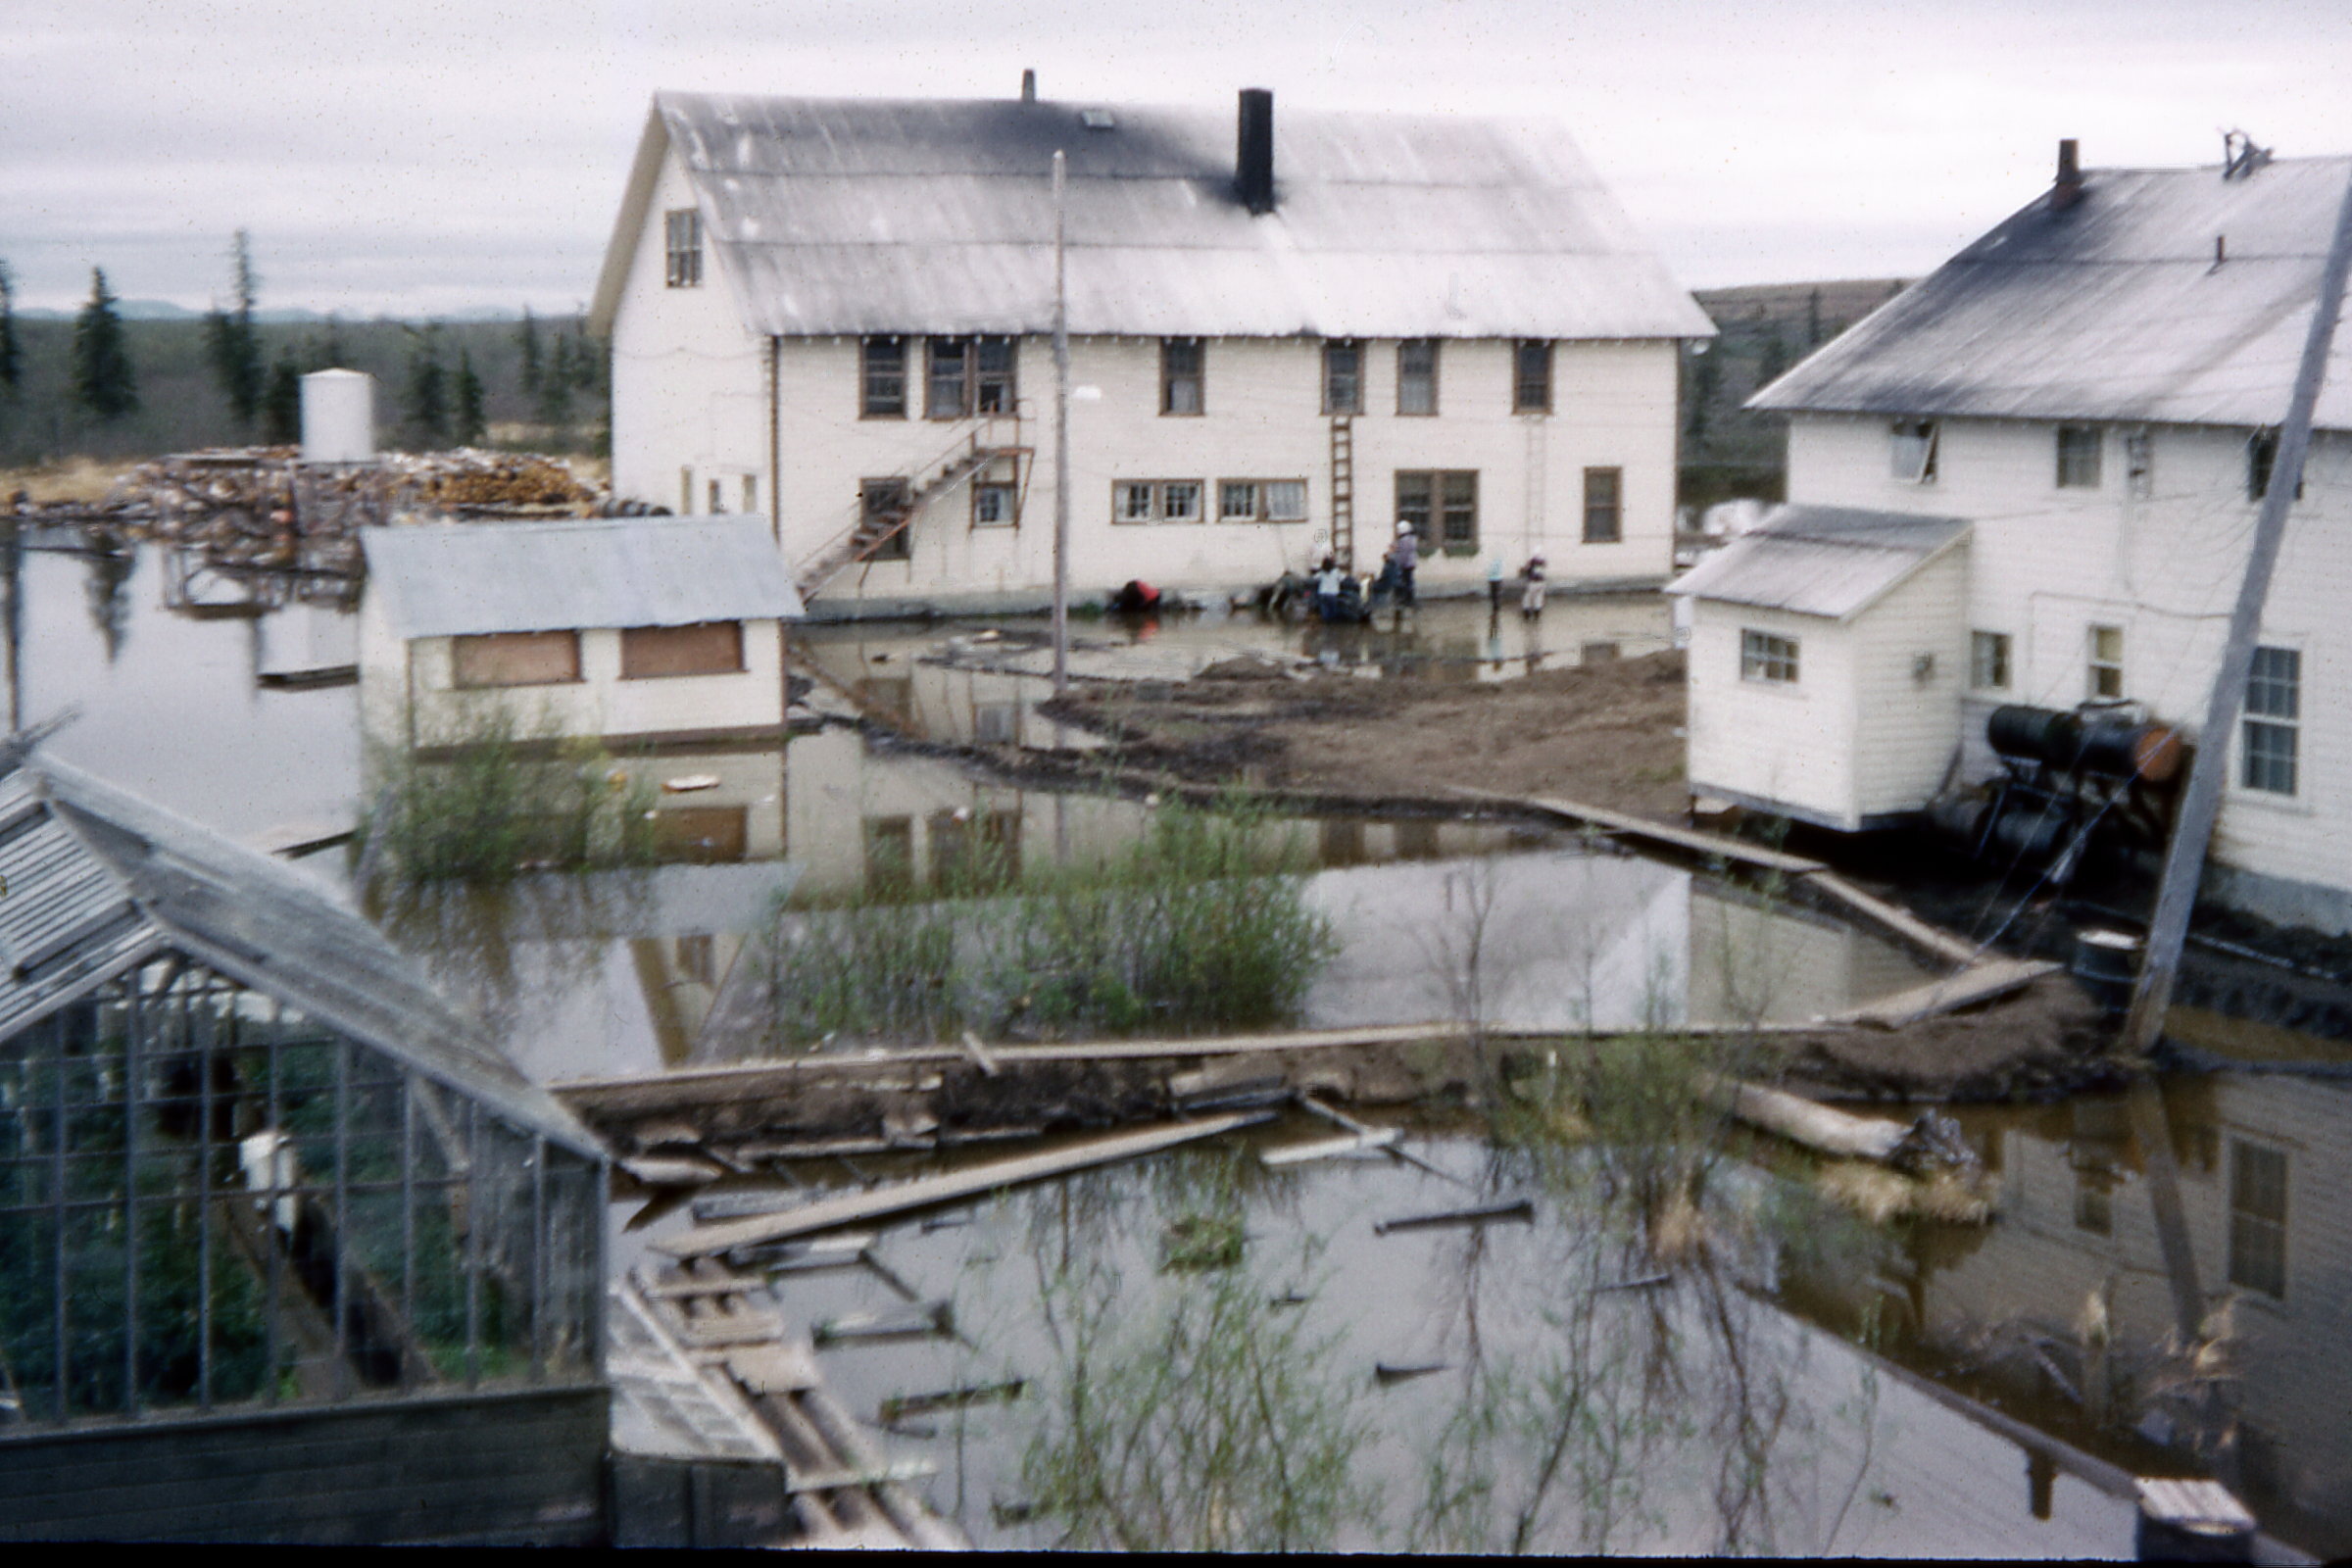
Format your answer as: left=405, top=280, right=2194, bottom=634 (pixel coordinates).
left=1520, top=554, right=1546, bottom=616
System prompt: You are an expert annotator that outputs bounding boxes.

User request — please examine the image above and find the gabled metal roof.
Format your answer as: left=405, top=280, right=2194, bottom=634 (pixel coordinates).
left=363, top=517, right=806, bottom=641
left=591, top=92, right=1716, bottom=343
left=1752, top=156, right=2352, bottom=432
left=1667, top=505, right=1970, bottom=621
left=0, top=752, right=601, bottom=1158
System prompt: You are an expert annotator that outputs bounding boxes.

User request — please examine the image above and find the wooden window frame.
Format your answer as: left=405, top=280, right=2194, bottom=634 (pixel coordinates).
left=1111, top=479, right=1205, bottom=524
left=2056, top=425, right=2103, bottom=489
left=925, top=336, right=971, bottom=419
left=861, top=336, right=908, bottom=418
left=1161, top=338, right=1204, bottom=416
left=1322, top=339, right=1363, bottom=416
left=859, top=477, right=913, bottom=561
left=2241, top=645, right=2300, bottom=796
left=1394, top=469, right=1478, bottom=555
left=1581, top=466, right=1623, bottom=544
left=620, top=620, right=746, bottom=680
left=1216, top=478, right=1310, bottom=523
left=1740, top=628, right=1800, bottom=685
left=1971, top=630, right=2012, bottom=691
left=1396, top=339, right=1439, bottom=416
left=971, top=456, right=1020, bottom=528
left=451, top=630, right=582, bottom=689
left=1513, top=339, right=1553, bottom=415
left=2088, top=624, right=2125, bottom=700
left=663, top=209, right=703, bottom=288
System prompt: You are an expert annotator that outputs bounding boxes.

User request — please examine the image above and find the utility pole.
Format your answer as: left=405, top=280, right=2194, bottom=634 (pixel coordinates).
left=1052, top=149, right=1072, bottom=697
left=2119, top=166, right=2352, bottom=1061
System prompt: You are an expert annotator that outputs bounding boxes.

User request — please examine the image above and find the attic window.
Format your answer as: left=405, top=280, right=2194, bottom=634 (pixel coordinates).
left=1889, top=420, right=1938, bottom=484
left=1080, top=108, right=1116, bottom=130
left=664, top=209, right=703, bottom=289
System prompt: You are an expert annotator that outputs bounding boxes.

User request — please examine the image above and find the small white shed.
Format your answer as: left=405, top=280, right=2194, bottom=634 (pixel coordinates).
left=1668, top=505, right=1971, bottom=831
left=360, top=516, right=807, bottom=750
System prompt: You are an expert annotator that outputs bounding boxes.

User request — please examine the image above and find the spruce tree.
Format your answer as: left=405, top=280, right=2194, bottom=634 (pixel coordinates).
left=203, top=230, right=266, bottom=425
left=453, top=350, right=487, bottom=446
left=72, top=269, right=138, bottom=421
left=403, top=329, right=449, bottom=449
left=262, top=357, right=302, bottom=445
left=516, top=307, right=543, bottom=394
left=0, top=259, right=20, bottom=391
left=1755, top=324, right=1788, bottom=386
left=538, top=332, right=575, bottom=432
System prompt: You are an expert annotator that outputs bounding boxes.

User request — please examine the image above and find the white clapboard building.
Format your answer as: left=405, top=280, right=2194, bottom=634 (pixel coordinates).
left=1673, top=143, right=2352, bottom=930
left=588, top=84, right=1712, bottom=614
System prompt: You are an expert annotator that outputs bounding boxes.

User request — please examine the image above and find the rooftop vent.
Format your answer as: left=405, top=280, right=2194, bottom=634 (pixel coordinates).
left=1081, top=108, right=1115, bottom=130
left=2223, top=128, right=2273, bottom=180
left=1021, top=69, right=1037, bottom=103
left=2050, top=138, right=2083, bottom=212
left=1237, top=87, right=1275, bottom=215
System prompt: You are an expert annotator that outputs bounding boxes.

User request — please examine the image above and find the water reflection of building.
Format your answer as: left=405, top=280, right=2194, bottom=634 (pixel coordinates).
left=1820, top=1072, right=2352, bottom=1557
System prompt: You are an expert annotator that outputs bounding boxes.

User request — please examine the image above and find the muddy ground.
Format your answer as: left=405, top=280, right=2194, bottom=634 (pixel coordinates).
left=1040, top=647, right=1692, bottom=815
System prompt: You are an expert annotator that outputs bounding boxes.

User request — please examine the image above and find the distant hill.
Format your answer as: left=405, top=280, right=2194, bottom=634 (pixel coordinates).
left=1678, top=277, right=1910, bottom=514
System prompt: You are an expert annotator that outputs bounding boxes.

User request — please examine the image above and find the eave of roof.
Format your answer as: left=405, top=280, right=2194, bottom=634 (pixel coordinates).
left=1750, top=157, right=2352, bottom=432
left=1666, top=505, right=1971, bottom=621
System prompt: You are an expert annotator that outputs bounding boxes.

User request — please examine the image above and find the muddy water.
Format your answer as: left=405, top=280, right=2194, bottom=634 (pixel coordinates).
left=614, top=1125, right=2143, bottom=1556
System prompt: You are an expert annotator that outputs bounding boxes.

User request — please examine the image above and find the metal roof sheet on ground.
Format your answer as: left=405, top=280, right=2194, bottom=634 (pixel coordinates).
left=1666, top=505, right=1970, bottom=621
left=0, top=751, right=600, bottom=1158
left=1751, top=157, right=2352, bottom=432
left=592, top=92, right=1716, bottom=342
left=363, top=516, right=806, bottom=640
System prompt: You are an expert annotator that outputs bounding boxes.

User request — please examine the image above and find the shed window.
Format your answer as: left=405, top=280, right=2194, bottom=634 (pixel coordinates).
left=621, top=620, right=744, bottom=679
left=452, top=630, right=580, bottom=688
left=1740, top=629, right=1799, bottom=684
left=2088, top=625, right=2124, bottom=700
left=1161, top=338, right=1203, bottom=416
left=1396, top=339, right=1438, bottom=416
left=1582, top=466, right=1623, bottom=544
left=663, top=208, right=703, bottom=287
left=1890, top=420, right=1938, bottom=483
left=1513, top=340, right=1553, bottom=414
left=861, top=336, right=907, bottom=417
left=1322, top=340, right=1362, bottom=416
left=2056, top=425, right=2103, bottom=488
left=2228, top=1140, right=2287, bottom=1298
left=1971, top=630, right=2012, bottom=691
left=2241, top=645, right=2300, bottom=796
left=2247, top=428, right=2304, bottom=501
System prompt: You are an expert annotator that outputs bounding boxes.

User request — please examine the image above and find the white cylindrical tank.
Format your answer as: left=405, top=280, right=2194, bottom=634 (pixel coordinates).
left=300, top=368, right=375, bottom=464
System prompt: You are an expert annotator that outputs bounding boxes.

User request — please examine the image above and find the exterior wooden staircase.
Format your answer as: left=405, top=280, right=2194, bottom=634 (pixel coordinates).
left=796, top=422, right=1026, bottom=602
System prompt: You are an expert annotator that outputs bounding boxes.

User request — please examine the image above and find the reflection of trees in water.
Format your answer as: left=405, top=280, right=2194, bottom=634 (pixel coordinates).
left=362, top=869, right=656, bottom=1046
left=82, top=530, right=135, bottom=664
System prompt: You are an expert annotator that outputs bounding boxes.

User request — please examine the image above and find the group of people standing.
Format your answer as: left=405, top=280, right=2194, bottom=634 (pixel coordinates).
left=1309, top=523, right=1547, bottom=623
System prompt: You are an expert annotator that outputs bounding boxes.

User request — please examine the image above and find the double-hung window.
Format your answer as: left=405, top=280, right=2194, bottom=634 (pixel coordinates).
left=2242, top=645, right=2300, bottom=795
left=1161, top=338, right=1203, bottom=415
left=1582, top=466, right=1622, bottom=544
left=663, top=209, right=703, bottom=287
left=1513, top=340, right=1553, bottom=414
left=1396, top=339, right=1438, bottom=416
left=1217, top=479, right=1309, bottom=522
left=1113, top=480, right=1202, bottom=523
left=1395, top=470, right=1478, bottom=554
left=861, top=336, right=907, bottom=417
left=923, top=335, right=1017, bottom=418
left=2088, top=625, right=2125, bottom=700
left=1322, top=340, right=1363, bottom=415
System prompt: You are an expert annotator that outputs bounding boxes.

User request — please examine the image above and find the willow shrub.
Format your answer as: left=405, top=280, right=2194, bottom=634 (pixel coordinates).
left=764, top=801, right=1337, bottom=1047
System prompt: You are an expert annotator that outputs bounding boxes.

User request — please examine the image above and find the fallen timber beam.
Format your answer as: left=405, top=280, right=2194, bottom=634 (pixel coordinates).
left=1705, top=1077, right=1908, bottom=1163
left=655, top=1110, right=1272, bottom=1257
left=1447, top=786, right=1828, bottom=876
left=1797, top=869, right=1981, bottom=968
left=1823, top=956, right=2058, bottom=1028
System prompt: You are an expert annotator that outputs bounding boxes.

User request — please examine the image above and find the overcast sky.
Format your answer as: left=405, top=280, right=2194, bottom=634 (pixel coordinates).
left=5, top=0, right=2347, bottom=316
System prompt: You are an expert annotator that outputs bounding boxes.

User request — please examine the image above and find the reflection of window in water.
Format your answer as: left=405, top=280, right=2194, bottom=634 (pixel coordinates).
left=864, top=815, right=914, bottom=895
left=1396, top=820, right=1440, bottom=859
left=932, top=808, right=1021, bottom=890
left=2073, top=1167, right=2114, bottom=1235
left=858, top=675, right=914, bottom=725
left=974, top=702, right=1019, bottom=745
left=654, top=805, right=748, bottom=863
left=1581, top=641, right=1620, bottom=664
left=2228, top=1139, right=2287, bottom=1299
left=676, top=933, right=715, bottom=986
left=1319, top=818, right=1365, bottom=866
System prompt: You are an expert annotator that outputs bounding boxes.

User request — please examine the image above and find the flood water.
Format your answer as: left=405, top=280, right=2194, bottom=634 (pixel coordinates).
left=17, top=535, right=2351, bottom=1556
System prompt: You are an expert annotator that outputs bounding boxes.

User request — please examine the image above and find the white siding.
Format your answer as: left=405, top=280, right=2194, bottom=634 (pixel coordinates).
left=1850, top=548, right=1969, bottom=819
left=1685, top=602, right=1858, bottom=828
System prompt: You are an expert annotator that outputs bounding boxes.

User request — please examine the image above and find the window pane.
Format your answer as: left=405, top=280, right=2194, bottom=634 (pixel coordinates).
left=2247, top=646, right=2299, bottom=718
left=973, top=483, right=1016, bottom=525
left=1323, top=341, right=1362, bottom=415
left=1890, top=420, right=1937, bottom=482
left=664, top=210, right=702, bottom=287
left=1397, top=340, right=1437, bottom=416
left=1441, top=471, right=1477, bottom=550
left=1219, top=481, right=1257, bottom=520
left=1161, top=482, right=1201, bottom=521
left=2242, top=721, right=2297, bottom=795
left=1741, top=629, right=1798, bottom=684
left=862, top=336, right=906, bottom=417
left=1162, top=339, right=1202, bottom=415
left=1263, top=480, right=1307, bottom=520
left=1395, top=472, right=1433, bottom=541
left=1514, top=340, right=1551, bottom=414
left=654, top=805, right=749, bottom=863
left=1971, top=630, right=2011, bottom=690
left=926, top=338, right=970, bottom=418
left=1116, top=482, right=1155, bottom=522
left=976, top=336, right=1016, bottom=413
left=2057, top=426, right=2102, bottom=488
left=1582, top=466, right=1621, bottom=544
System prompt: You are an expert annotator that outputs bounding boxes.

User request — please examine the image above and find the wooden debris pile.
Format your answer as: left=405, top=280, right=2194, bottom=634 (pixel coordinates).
left=386, top=449, right=597, bottom=511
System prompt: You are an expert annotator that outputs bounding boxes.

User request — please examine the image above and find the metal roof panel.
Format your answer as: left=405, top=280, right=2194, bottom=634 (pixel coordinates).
left=1667, top=505, right=1971, bottom=620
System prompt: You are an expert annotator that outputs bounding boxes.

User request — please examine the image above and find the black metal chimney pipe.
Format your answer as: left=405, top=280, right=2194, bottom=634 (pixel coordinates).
left=2051, top=138, right=2083, bottom=212
left=1237, top=88, right=1275, bottom=215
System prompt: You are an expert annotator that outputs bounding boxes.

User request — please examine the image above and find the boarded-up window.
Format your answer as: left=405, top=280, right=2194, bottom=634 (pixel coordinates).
left=654, top=805, right=748, bottom=863
left=452, top=630, right=580, bottom=688
left=621, top=621, right=744, bottom=679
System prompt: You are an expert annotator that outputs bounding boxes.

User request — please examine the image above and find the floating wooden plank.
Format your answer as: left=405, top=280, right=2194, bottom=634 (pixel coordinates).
left=1374, top=1199, right=1534, bottom=1236
left=1261, top=1128, right=1400, bottom=1167
left=643, top=1273, right=769, bottom=1300
left=786, top=1459, right=941, bottom=1495
left=880, top=1380, right=1026, bottom=1422
left=723, top=1340, right=819, bottom=1396
left=675, top=1309, right=791, bottom=1348
left=1713, top=1079, right=1908, bottom=1163
left=1826, top=956, right=2059, bottom=1028
left=622, top=1153, right=727, bottom=1188
left=1297, top=1095, right=1469, bottom=1186
left=1451, top=786, right=1828, bottom=875
left=657, top=1110, right=1272, bottom=1257
left=1797, top=870, right=1979, bottom=967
